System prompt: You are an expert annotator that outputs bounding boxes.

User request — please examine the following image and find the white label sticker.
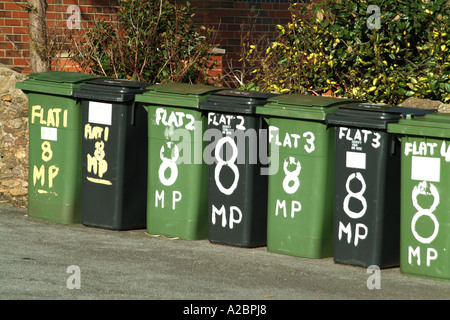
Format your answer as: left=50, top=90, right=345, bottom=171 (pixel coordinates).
left=346, top=151, right=366, bottom=169
left=41, top=126, right=57, bottom=141
left=411, top=156, right=440, bottom=182
left=88, top=101, right=112, bottom=126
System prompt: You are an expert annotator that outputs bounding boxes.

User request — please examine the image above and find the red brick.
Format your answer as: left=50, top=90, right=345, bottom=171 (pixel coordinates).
left=0, top=26, right=12, bottom=34
left=4, top=2, right=21, bottom=10
left=87, top=6, right=101, bottom=13
left=91, top=14, right=110, bottom=21
left=46, top=12, right=63, bottom=20
left=0, top=57, right=13, bottom=65
left=46, top=4, right=57, bottom=12
left=218, top=31, right=235, bottom=39
left=190, top=1, right=205, bottom=7
left=0, top=42, right=13, bottom=50
left=7, top=34, right=21, bottom=42
left=13, top=27, right=27, bottom=34
left=13, top=58, right=28, bottom=66
left=235, top=3, right=249, bottom=9
left=275, top=10, right=292, bottom=18
left=212, top=8, right=238, bottom=17
left=0, top=11, right=12, bottom=18
left=102, top=6, right=118, bottom=14
left=12, top=11, right=27, bottom=19
left=80, top=0, right=110, bottom=6
left=5, top=19, right=21, bottom=26
left=13, top=41, right=28, bottom=50
left=62, top=0, right=80, bottom=5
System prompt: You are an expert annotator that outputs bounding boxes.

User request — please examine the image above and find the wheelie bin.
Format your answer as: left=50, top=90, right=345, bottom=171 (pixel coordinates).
left=199, top=89, right=278, bottom=247
left=73, top=78, right=150, bottom=230
left=257, top=95, right=358, bottom=258
left=327, top=103, right=435, bottom=268
left=388, top=112, right=450, bottom=280
left=16, top=71, right=100, bottom=224
left=135, top=83, right=221, bottom=240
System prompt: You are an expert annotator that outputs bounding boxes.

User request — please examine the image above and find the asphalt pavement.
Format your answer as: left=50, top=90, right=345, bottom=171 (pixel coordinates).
left=1, top=204, right=450, bottom=305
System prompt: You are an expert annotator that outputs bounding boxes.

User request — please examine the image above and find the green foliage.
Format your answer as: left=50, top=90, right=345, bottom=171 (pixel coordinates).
left=245, top=0, right=450, bottom=104
left=71, top=0, right=216, bottom=84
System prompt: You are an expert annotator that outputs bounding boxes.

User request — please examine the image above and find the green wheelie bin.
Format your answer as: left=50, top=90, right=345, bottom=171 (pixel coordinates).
left=256, top=95, right=358, bottom=258
left=388, top=113, right=450, bottom=281
left=135, top=83, right=221, bottom=240
left=16, top=71, right=100, bottom=224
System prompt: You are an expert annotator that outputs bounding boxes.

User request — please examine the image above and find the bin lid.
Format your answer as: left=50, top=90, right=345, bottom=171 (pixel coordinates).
left=326, top=103, right=436, bottom=130
left=15, top=71, right=99, bottom=96
left=73, top=78, right=152, bottom=103
left=256, top=94, right=359, bottom=121
left=388, top=113, right=450, bottom=138
left=198, top=90, right=279, bottom=114
left=134, top=83, right=222, bottom=108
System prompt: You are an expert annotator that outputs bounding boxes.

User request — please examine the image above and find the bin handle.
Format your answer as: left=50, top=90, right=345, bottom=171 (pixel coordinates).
left=130, top=101, right=136, bottom=126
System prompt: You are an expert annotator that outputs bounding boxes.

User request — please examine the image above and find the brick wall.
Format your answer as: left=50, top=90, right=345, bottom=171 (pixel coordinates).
left=189, top=0, right=296, bottom=66
left=0, top=0, right=118, bottom=73
left=0, top=0, right=305, bottom=74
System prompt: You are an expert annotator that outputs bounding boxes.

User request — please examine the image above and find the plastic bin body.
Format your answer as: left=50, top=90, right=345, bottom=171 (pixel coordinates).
left=16, top=71, right=99, bottom=224
left=257, top=95, right=357, bottom=258
left=73, top=78, right=150, bottom=230
left=388, top=113, right=450, bottom=280
left=327, top=104, right=434, bottom=268
left=135, top=83, right=221, bottom=240
left=199, top=90, right=278, bottom=247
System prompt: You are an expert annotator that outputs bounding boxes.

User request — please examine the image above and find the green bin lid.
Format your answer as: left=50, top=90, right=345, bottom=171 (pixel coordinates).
left=257, top=94, right=359, bottom=121
left=15, top=71, right=100, bottom=96
left=73, top=78, right=152, bottom=103
left=327, top=103, right=436, bottom=130
left=388, top=113, right=450, bottom=138
left=198, top=90, right=278, bottom=114
left=134, top=83, right=222, bottom=108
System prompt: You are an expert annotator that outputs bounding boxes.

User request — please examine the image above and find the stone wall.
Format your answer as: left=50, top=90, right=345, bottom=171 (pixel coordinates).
left=0, top=65, right=28, bottom=208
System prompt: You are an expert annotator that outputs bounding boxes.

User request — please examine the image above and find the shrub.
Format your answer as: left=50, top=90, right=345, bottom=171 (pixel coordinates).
left=245, top=0, right=450, bottom=104
left=70, top=0, right=216, bottom=84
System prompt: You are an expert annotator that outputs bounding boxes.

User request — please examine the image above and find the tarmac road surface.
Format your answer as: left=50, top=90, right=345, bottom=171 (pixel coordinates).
left=1, top=204, right=450, bottom=307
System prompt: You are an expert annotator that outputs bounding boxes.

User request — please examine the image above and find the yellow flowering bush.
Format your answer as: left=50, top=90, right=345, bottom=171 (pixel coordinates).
left=244, top=0, right=450, bottom=104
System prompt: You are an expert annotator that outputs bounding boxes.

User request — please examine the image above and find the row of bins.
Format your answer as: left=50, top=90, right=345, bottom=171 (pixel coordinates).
left=16, top=71, right=449, bottom=281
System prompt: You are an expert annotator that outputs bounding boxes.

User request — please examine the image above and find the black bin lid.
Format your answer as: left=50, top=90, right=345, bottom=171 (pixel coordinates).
left=326, top=102, right=436, bottom=130
left=73, top=78, right=152, bottom=103
left=198, top=89, right=279, bottom=114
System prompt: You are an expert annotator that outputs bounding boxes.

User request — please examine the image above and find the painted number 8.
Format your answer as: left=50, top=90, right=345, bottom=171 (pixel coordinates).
left=215, top=136, right=239, bottom=195
left=283, top=157, right=301, bottom=194
left=343, top=172, right=367, bottom=219
left=159, top=142, right=179, bottom=186
left=411, top=181, right=439, bottom=244
left=41, top=141, right=53, bottom=162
